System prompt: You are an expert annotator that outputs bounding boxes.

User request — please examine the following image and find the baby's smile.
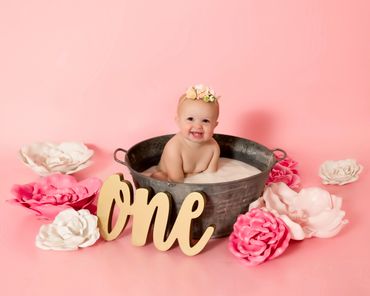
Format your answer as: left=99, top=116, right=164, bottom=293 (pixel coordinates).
left=189, top=130, right=204, bottom=139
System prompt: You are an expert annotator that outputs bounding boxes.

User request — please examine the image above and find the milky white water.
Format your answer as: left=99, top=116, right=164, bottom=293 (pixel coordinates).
left=142, top=157, right=261, bottom=183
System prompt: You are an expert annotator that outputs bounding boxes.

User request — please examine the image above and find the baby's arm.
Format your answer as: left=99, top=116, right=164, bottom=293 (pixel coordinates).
left=160, top=140, right=185, bottom=182
left=205, top=143, right=220, bottom=173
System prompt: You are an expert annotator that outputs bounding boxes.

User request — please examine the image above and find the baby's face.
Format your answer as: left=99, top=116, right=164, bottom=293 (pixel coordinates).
left=176, top=99, right=219, bottom=143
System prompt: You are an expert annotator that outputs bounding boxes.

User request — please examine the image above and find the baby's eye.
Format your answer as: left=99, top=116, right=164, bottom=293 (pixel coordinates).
left=186, top=117, right=194, bottom=121
left=202, top=119, right=210, bottom=123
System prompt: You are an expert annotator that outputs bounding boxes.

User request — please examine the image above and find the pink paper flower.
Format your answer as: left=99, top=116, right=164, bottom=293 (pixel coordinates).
left=266, top=156, right=301, bottom=189
left=9, top=174, right=102, bottom=219
left=249, top=182, right=348, bottom=240
left=228, top=208, right=291, bottom=266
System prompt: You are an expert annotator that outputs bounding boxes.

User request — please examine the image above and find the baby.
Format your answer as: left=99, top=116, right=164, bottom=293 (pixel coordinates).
left=152, top=84, right=220, bottom=182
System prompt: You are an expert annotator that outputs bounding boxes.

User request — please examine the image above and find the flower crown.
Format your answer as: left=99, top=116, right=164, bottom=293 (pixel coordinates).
left=185, top=84, right=218, bottom=103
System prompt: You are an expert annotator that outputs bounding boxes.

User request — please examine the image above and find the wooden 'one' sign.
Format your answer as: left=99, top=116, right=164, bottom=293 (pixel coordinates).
left=97, top=174, right=215, bottom=256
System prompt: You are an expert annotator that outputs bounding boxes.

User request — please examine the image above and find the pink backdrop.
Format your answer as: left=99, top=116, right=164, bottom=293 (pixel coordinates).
left=1, top=1, right=369, bottom=295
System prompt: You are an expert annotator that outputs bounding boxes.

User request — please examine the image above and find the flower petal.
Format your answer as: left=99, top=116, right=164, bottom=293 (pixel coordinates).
left=278, top=214, right=306, bottom=240
left=295, top=187, right=332, bottom=216
left=306, top=210, right=348, bottom=238
left=263, top=184, right=295, bottom=215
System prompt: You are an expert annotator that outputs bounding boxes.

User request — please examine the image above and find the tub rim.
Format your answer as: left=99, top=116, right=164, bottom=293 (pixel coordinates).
left=114, top=133, right=286, bottom=187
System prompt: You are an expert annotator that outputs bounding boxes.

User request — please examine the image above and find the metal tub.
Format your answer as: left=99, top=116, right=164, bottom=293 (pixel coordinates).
left=114, top=134, right=285, bottom=238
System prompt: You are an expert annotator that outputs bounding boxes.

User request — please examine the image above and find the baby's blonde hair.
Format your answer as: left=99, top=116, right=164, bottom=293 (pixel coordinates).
left=177, top=94, right=219, bottom=119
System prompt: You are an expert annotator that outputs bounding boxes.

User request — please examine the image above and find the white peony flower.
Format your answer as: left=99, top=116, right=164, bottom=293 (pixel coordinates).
left=249, top=182, right=348, bottom=240
left=319, top=159, right=363, bottom=185
left=19, top=142, right=94, bottom=176
left=35, top=209, right=100, bottom=251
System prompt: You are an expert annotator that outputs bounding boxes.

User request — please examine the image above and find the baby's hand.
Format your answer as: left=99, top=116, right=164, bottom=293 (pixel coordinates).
left=185, top=172, right=198, bottom=178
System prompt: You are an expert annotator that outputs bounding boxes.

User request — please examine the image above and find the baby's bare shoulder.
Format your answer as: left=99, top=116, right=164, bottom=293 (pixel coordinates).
left=162, top=134, right=182, bottom=158
left=210, top=137, right=220, bottom=149
left=163, top=134, right=182, bottom=149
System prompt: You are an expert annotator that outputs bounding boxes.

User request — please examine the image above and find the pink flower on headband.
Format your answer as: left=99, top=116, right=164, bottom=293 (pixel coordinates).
left=267, top=156, right=301, bottom=189
left=228, top=208, right=291, bottom=266
left=9, top=174, right=102, bottom=219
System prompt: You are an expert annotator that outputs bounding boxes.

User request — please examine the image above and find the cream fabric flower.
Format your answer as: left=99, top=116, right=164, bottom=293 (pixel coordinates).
left=185, top=84, right=217, bottom=102
left=319, top=159, right=363, bottom=185
left=185, top=87, right=197, bottom=99
left=19, top=142, right=94, bottom=176
left=194, top=84, right=208, bottom=98
left=35, top=209, right=100, bottom=251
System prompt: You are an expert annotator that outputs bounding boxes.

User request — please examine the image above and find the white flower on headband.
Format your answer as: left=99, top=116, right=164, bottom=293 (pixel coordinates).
left=185, top=84, right=217, bottom=102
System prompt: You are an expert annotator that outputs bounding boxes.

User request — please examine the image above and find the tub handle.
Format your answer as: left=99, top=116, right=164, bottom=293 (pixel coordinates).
left=114, top=148, right=128, bottom=166
left=271, top=148, right=287, bottom=162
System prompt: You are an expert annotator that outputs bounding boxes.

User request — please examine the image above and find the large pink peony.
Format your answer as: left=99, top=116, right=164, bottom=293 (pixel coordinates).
left=267, top=157, right=301, bottom=189
left=250, top=182, right=348, bottom=240
left=9, top=174, right=102, bottom=219
left=228, top=208, right=291, bottom=266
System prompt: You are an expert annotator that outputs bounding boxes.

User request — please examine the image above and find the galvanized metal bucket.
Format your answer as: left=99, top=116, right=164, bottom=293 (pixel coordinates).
left=114, top=134, right=285, bottom=239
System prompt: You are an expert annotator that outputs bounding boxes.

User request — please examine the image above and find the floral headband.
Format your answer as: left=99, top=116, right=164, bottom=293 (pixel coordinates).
left=185, top=84, right=218, bottom=103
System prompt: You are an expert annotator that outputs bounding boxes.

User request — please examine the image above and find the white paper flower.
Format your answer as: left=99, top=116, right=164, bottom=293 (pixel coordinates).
left=35, top=209, right=100, bottom=251
left=19, top=142, right=94, bottom=176
left=319, top=159, right=363, bottom=185
left=249, top=182, right=348, bottom=240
